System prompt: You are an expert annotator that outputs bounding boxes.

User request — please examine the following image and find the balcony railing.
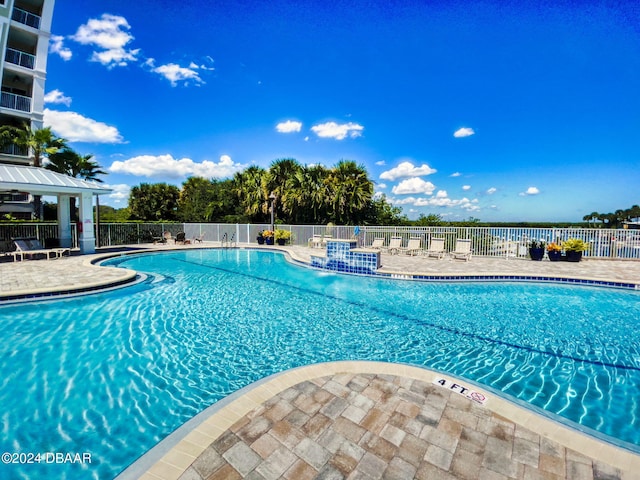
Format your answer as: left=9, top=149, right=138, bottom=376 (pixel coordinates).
left=0, top=91, right=31, bottom=112
left=0, top=143, right=28, bottom=156
left=11, top=7, right=41, bottom=29
left=5, top=48, right=35, bottom=69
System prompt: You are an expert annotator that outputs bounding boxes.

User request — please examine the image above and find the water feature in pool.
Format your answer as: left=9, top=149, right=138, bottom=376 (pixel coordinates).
left=1, top=248, right=639, bottom=479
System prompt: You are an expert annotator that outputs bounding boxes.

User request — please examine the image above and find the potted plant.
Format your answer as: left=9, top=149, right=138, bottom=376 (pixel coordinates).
left=546, top=242, right=562, bottom=262
left=275, top=229, right=292, bottom=246
left=262, top=230, right=274, bottom=245
left=562, top=238, right=588, bottom=262
left=528, top=239, right=546, bottom=261
left=256, top=230, right=265, bottom=245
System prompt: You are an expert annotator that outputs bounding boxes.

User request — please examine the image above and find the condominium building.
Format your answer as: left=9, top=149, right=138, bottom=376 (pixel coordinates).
left=0, top=0, right=55, bottom=218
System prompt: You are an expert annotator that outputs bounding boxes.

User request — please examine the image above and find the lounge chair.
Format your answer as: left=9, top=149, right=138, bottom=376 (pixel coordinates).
left=450, top=238, right=472, bottom=261
left=401, top=237, right=422, bottom=256
left=12, top=237, right=69, bottom=261
left=424, top=237, right=446, bottom=259
left=193, top=234, right=205, bottom=243
left=369, top=237, right=385, bottom=250
left=384, top=236, right=403, bottom=255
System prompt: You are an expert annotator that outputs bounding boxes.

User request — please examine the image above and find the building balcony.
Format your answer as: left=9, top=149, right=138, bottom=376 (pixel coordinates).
left=0, top=91, right=31, bottom=112
left=5, top=48, right=36, bottom=70
left=11, top=7, right=41, bottom=30
left=0, top=144, right=29, bottom=157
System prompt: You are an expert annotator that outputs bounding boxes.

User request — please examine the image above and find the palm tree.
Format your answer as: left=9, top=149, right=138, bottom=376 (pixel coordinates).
left=266, top=158, right=302, bottom=223
left=0, top=124, right=66, bottom=219
left=233, top=166, right=268, bottom=221
left=46, top=148, right=106, bottom=221
left=289, top=164, right=330, bottom=223
left=327, top=160, right=373, bottom=224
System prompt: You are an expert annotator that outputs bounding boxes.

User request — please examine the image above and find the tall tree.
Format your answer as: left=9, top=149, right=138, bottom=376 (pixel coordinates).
left=0, top=124, right=66, bottom=219
left=128, top=183, right=180, bottom=221
left=327, top=160, right=373, bottom=224
left=46, top=148, right=107, bottom=221
left=233, top=166, right=268, bottom=222
left=266, top=158, right=302, bottom=223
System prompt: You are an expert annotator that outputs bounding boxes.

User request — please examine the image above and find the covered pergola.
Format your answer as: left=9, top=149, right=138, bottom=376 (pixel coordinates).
left=0, top=164, right=112, bottom=254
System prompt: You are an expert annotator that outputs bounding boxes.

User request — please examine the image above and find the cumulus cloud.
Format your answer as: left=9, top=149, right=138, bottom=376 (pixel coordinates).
left=103, top=183, right=131, bottom=205
left=44, top=109, right=124, bottom=143
left=379, top=161, right=437, bottom=181
left=50, top=35, right=72, bottom=61
left=109, top=154, right=245, bottom=179
left=450, top=172, right=461, bottom=177
left=377, top=183, right=387, bottom=190
left=71, top=14, right=139, bottom=68
left=487, top=187, right=497, bottom=195
left=44, top=89, right=72, bottom=107
left=391, top=178, right=437, bottom=195
left=311, top=122, right=363, bottom=140
left=145, top=59, right=205, bottom=86
left=276, top=120, right=302, bottom=133
left=520, top=186, right=540, bottom=196
left=462, top=185, right=471, bottom=191
left=454, top=127, right=475, bottom=138
left=375, top=160, right=386, bottom=166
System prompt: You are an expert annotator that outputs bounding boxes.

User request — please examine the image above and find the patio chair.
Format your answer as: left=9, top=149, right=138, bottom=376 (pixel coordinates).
left=321, top=235, right=333, bottom=247
left=401, top=237, right=422, bottom=256
left=368, top=237, right=385, bottom=250
left=424, top=237, right=446, bottom=259
left=384, top=236, right=403, bottom=255
left=308, top=234, right=323, bottom=248
left=193, top=234, right=205, bottom=243
left=450, top=238, right=472, bottom=261
left=175, top=232, right=186, bottom=244
left=12, top=237, right=69, bottom=261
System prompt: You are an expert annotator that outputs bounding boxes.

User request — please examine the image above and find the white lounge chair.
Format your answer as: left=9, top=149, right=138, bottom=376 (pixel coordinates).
left=13, top=238, right=69, bottom=261
left=450, top=238, right=472, bottom=261
left=424, top=237, right=446, bottom=259
left=385, top=236, right=403, bottom=255
left=309, top=234, right=323, bottom=248
left=401, top=237, right=422, bottom=256
left=369, top=237, right=385, bottom=249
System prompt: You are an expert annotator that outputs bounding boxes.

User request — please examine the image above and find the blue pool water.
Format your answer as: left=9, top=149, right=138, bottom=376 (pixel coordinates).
left=1, top=248, right=640, bottom=479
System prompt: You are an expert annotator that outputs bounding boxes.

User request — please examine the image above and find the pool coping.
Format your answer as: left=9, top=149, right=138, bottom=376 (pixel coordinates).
left=118, top=361, right=640, bottom=480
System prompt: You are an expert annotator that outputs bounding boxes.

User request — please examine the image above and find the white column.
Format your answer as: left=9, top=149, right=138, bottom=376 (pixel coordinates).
left=57, top=194, right=72, bottom=248
left=78, top=192, right=95, bottom=254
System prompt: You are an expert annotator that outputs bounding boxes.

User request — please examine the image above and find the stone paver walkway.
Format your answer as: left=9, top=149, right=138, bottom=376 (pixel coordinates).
left=176, top=373, right=623, bottom=480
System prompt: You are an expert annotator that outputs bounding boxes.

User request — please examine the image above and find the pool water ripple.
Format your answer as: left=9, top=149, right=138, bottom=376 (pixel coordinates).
left=1, top=249, right=640, bottom=479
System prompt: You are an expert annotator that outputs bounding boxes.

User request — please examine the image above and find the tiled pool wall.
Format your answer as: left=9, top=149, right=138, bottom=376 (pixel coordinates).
left=310, top=240, right=381, bottom=275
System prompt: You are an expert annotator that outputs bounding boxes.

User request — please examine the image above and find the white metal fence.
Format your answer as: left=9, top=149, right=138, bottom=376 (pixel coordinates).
left=1, top=223, right=639, bottom=259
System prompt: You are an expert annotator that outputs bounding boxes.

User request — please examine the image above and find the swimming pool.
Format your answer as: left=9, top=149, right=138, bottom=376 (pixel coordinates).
left=1, top=248, right=639, bottom=479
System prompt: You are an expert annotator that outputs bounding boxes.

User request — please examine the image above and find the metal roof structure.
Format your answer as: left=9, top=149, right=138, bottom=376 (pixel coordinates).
left=0, top=164, right=112, bottom=196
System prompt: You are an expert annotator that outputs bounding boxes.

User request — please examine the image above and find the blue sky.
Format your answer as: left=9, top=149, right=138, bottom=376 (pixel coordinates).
left=44, top=0, right=640, bottom=222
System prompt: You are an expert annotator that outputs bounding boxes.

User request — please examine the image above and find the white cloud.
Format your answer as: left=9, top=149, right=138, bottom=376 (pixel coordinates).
left=311, top=121, right=363, bottom=140
left=44, top=90, right=72, bottom=107
left=450, top=172, right=462, bottom=177
left=103, top=183, right=131, bottom=205
left=44, top=109, right=124, bottom=143
left=379, top=161, right=437, bottom=181
left=377, top=183, right=387, bottom=190
left=520, top=186, right=540, bottom=196
left=390, top=194, right=480, bottom=211
left=148, top=61, right=204, bottom=86
left=50, top=35, right=72, bottom=61
left=375, top=160, right=385, bottom=166
left=487, top=187, right=497, bottom=195
left=462, top=185, right=471, bottom=191
left=109, top=154, right=245, bottom=179
left=72, top=14, right=139, bottom=68
left=276, top=120, right=302, bottom=133
left=391, top=178, right=436, bottom=195
left=454, top=127, right=475, bottom=138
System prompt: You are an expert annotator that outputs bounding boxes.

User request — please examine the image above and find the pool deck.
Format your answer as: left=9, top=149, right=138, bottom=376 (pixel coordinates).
left=2, top=243, right=640, bottom=479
